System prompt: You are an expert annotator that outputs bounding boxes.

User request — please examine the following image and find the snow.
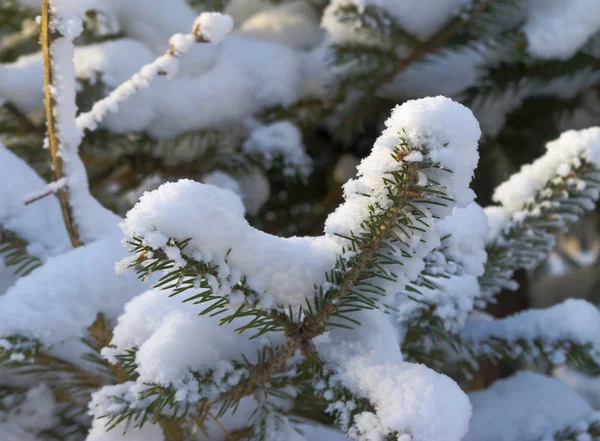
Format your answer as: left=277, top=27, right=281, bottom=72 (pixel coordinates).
left=397, top=275, right=482, bottom=333
left=315, top=309, right=471, bottom=441
left=86, top=419, right=164, bottom=441
left=22, top=177, right=67, bottom=204
left=202, top=171, right=242, bottom=196
left=225, top=0, right=272, bottom=26
left=394, top=203, right=488, bottom=332
left=0, top=238, right=147, bottom=347
left=0, top=142, right=70, bottom=260
left=324, top=97, right=480, bottom=305
left=4, top=3, right=600, bottom=440
left=194, top=13, right=234, bottom=45
left=437, top=203, right=488, bottom=277
left=554, top=366, right=600, bottom=409
left=333, top=154, right=360, bottom=184
left=384, top=48, right=484, bottom=99
left=120, top=179, right=340, bottom=308
left=2, top=37, right=305, bottom=140
left=243, top=121, right=312, bottom=177
left=350, top=96, right=480, bottom=209
left=465, top=371, right=593, bottom=441
left=103, top=288, right=284, bottom=399
left=484, top=206, right=511, bottom=244
left=50, top=0, right=96, bottom=19
left=524, top=0, right=600, bottom=60
left=236, top=170, right=271, bottom=215
left=2, top=383, right=57, bottom=433
left=76, top=15, right=227, bottom=135
left=51, top=34, right=122, bottom=242
left=462, top=299, right=600, bottom=365
left=481, top=128, right=600, bottom=300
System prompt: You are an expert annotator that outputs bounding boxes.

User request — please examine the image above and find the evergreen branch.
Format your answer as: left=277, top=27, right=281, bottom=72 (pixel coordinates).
left=332, top=4, right=419, bottom=46
left=467, top=335, right=600, bottom=376
left=462, top=299, right=600, bottom=375
left=545, top=413, right=600, bottom=441
left=40, top=0, right=82, bottom=247
left=378, top=0, right=497, bottom=86
left=113, top=136, right=445, bottom=429
left=462, top=52, right=600, bottom=107
left=328, top=0, right=496, bottom=139
left=124, top=237, right=290, bottom=338
left=106, top=98, right=480, bottom=439
left=0, top=226, right=42, bottom=276
left=480, top=139, right=600, bottom=303
left=0, top=335, right=39, bottom=363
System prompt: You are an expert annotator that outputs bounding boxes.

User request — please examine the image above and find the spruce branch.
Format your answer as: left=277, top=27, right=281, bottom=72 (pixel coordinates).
left=462, top=51, right=600, bottom=107
left=112, top=118, right=469, bottom=438
left=479, top=132, right=600, bottom=303
left=545, top=413, right=600, bottom=441
left=0, top=226, right=42, bottom=276
left=378, top=0, right=497, bottom=86
left=462, top=299, right=600, bottom=375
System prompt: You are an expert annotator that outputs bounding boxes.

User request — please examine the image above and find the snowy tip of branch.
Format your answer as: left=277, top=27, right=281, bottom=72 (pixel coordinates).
left=493, top=127, right=600, bottom=211
left=193, top=12, right=234, bottom=45
left=384, top=96, right=481, bottom=176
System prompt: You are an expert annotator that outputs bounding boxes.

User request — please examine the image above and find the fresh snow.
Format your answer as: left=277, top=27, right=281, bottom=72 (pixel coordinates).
left=0, top=239, right=148, bottom=347
left=465, top=371, right=593, bottom=441
left=0, top=142, right=70, bottom=259
left=120, top=180, right=340, bottom=308
left=525, top=0, right=600, bottom=60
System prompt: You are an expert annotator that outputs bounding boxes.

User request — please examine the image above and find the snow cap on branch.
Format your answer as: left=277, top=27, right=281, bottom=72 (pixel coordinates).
left=120, top=180, right=339, bottom=308
left=315, top=309, right=472, bottom=441
left=193, top=12, right=234, bottom=44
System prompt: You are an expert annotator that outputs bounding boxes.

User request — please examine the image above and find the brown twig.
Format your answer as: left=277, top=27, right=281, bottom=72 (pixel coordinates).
left=24, top=189, right=53, bottom=205
left=209, top=412, right=237, bottom=441
left=40, top=0, right=82, bottom=247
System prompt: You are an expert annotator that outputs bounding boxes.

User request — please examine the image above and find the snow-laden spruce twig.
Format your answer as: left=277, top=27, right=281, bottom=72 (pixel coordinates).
left=462, top=299, right=600, bottom=373
left=91, top=96, right=480, bottom=441
left=479, top=128, right=600, bottom=305
left=75, top=12, right=234, bottom=133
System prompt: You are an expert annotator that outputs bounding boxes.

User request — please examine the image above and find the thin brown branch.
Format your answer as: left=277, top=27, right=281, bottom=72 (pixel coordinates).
left=40, top=0, right=82, bottom=247
left=209, top=412, right=237, bottom=441
left=24, top=189, right=53, bottom=206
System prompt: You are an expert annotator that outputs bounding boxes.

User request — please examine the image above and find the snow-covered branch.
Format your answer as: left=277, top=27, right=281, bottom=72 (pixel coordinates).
left=463, top=299, right=600, bottom=373
left=76, top=12, right=233, bottom=133
left=480, top=128, right=600, bottom=304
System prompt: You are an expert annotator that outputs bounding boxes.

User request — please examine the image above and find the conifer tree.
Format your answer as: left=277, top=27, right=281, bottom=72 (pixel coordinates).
left=1, top=1, right=600, bottom=441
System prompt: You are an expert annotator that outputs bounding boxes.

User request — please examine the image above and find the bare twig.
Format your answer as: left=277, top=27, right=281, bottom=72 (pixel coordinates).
left=40, top=0, right=82, bottom=247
